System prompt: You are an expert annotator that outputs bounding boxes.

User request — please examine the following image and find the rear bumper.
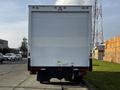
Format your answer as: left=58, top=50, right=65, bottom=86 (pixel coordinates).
left=28, top=58, right=92, bottom=72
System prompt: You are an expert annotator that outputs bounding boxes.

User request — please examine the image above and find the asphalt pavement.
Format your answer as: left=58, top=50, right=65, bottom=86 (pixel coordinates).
left=0, top=58, right=89, bottom=90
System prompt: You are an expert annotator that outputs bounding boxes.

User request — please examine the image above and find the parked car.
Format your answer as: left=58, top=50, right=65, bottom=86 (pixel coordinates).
left=3, top=53, right=17, bottom=61
left=16, top=54, right=22, bottom=60
left=0, top=53, right=3, bottom=63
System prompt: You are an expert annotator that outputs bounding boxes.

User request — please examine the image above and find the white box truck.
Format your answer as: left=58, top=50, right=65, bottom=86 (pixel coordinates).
left=28, top=5, right=92, bottom=83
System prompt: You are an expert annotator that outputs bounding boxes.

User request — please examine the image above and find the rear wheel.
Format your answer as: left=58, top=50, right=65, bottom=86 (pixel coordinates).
left=71, top=71, right=84, bottom=84
left=37, top=71, right=50, bottom=83
left=30, top=71, right=36, bottom=75
left=73, top=75, right=84, bottom=83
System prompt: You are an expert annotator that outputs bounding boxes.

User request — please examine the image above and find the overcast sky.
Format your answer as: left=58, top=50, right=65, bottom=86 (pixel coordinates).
left=0, top=0, right=120, bottom=48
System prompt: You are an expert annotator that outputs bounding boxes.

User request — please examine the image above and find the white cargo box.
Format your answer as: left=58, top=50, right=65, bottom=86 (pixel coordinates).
left=29, top=6, right=92, bottom=67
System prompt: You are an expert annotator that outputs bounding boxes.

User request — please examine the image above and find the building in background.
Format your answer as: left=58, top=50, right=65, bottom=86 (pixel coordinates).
left=93, top=44, right=105, bottom=60
left=9, top=48, right=20, bottom=54
left=104, top=36, right=120, bottom=64
left=0, top=39, right=8, bottom=49
left=20, top=37, right=28, bottom=57
left=0, top=39, right=21, bottom=54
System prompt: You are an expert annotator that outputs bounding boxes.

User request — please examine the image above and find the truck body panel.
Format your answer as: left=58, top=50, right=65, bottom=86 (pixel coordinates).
left=28, top=5, right=92, bottom=82
left=29, top=5, right=92, bottom=67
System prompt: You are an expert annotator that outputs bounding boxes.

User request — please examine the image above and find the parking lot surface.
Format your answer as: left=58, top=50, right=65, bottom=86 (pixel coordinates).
left=0, top=58, right=89, bottom=90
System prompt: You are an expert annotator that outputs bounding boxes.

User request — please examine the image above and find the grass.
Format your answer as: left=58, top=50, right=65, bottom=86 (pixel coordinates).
left=84, top=59, right=120, bottom=90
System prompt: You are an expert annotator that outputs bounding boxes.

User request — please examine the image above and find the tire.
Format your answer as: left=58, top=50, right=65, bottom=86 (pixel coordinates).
left=13, top=58, right=17, bottom=62
left=65, top=77, right=72, bottom=81
left=73, top=75, right=83, bottom=82
left=30, top=71, right=36, bottom=75
left=0, top=60, right=3, bottom=64
left=14, top=58, right=17, bottom=61
left=65, top=73, right=72, bottom=81
left=10, top=58, right=13, bottom=62
left=37, top=71, right=50, bottom=83
left=71, top=71, right=84, bottom=83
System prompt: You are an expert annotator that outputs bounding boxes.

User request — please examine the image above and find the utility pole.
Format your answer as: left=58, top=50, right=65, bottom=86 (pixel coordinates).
left=93, top=0, right=98, bottom=46
left=99, top=2, right=104, bottom=44
left=93, top=0, right=104, bottom=46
